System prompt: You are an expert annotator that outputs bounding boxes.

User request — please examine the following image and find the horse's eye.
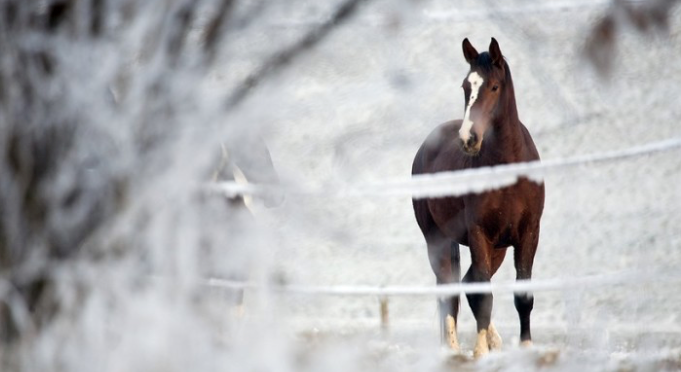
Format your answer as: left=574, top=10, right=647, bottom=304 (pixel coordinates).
left=492, top=85, right=499, bottom=92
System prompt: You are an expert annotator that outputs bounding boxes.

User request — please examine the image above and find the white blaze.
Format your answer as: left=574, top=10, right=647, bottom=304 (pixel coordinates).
left=459, top=71, right=484, bottom=143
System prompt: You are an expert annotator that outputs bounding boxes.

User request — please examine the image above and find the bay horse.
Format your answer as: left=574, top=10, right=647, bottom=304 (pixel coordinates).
left=412, top=38, right=544, bottom=357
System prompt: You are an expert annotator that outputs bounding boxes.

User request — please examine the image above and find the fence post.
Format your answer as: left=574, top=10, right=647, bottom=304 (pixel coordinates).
left=379, top=296, right=389, bottom=330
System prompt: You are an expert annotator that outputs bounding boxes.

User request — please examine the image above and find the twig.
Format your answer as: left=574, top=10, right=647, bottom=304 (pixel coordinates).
left=225, top=0, right=373, bottom=110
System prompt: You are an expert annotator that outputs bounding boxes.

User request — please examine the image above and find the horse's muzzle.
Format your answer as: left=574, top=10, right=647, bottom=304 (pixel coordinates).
left=459, top=132, right=482, bottom=155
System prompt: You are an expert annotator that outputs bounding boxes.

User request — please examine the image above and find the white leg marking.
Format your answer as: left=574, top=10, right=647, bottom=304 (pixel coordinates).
left=487, top=322, right=503, bottom=351
left=459, top=72, right=484, bottom=143
left=232, top=165, right=254, bottom=212
left=473, top=329, right=489, bottom=358
left=445, top=315, right=460, bottom=352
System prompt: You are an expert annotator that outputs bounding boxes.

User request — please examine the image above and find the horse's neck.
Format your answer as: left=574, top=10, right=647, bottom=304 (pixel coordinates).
left=483, top=78, right=526, bottom=164
left=479, top=113, right=525, bottom=165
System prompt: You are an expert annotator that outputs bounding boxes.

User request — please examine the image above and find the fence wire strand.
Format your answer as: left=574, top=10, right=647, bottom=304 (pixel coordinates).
left=208, top=136, right=681, bottom=200
left=203, top=268, right=681, bottom=297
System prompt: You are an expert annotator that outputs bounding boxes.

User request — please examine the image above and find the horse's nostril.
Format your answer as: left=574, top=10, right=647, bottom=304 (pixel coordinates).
left=467, top=132, right=478, bottom=148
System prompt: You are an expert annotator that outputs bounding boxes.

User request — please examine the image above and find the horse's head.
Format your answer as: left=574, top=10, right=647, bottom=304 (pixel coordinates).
left=458, top=38, right=508, bottom=156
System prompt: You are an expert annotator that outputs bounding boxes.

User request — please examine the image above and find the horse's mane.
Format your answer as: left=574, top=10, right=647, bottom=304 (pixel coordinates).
left=473, top=52, right=495, bottom=73
left=473, top=52, right=511, bottom=82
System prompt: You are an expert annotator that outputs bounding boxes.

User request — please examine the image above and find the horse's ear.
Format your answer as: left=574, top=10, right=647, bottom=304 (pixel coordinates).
left=489, top=37, right=503, bottom=67
left=462, top=38, right=479, bottom=65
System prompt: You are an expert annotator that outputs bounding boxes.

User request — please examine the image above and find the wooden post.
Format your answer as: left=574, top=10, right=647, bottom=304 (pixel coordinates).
left=379, top=296, right=389, bottom=330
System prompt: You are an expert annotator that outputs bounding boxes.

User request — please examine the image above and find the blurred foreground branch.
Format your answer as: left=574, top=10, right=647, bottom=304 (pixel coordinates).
left=585, top=0, right=680, bottom=75
left=225, top=0, right=372, bottom=109
left=0, top=0, right=375, bottom=355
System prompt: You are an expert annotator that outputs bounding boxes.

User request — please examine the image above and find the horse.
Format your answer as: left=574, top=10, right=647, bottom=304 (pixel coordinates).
left=204, top=135, right=284, bottom=314
left=411, top=38, right=544, bottom=357
left=211, top=136, right=285, bottom=210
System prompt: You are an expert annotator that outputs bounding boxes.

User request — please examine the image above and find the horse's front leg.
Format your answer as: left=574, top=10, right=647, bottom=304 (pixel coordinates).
left=485, top=248, right=508, bottom=351
left=464, top=226, right=494, bottom=358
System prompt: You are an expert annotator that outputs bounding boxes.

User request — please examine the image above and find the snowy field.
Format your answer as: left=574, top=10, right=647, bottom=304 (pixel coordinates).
left=226, top=0, right=681, bottom=370
left=3, top=1, right=681, bottom=371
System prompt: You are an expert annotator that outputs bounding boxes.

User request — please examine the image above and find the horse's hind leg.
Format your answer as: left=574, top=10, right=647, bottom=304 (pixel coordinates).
left=514, top=231, right=539, bottom=346
left=427, top=234, right=460, bottom=352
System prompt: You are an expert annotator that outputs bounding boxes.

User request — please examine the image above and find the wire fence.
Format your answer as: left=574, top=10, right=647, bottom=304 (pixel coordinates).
left=201, top=135, right=681, bottom=323
left=198, top=0, right=681, bottom=330
left=208, top=136, right=681, bottom=200
left=203, top=268, right=681, bottom=297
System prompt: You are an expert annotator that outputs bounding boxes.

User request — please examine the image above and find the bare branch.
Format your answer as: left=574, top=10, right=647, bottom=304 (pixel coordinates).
left=224, top=0, right=373, bottom=110
left=166, top=0, right=199, bottom=67
left=584, top=0, right=680, bottom=76
left=203, top=0, right=236, bottom=64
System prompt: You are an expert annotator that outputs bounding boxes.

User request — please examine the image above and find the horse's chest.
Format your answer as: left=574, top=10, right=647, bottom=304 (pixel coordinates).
left=467, top=188, right=529, bottom=246
left=477, top=207, right=519, bottom=247
left=427, top=192, right=522, bottom=246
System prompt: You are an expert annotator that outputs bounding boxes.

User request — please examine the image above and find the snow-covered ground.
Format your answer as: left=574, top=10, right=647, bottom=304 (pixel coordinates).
left=5, top=1, right=681, bottom=371
left=228, top=0, right=681, bottom=369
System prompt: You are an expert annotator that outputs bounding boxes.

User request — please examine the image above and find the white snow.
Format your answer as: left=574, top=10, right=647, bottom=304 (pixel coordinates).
left=4, top=1, right=681, bottom=371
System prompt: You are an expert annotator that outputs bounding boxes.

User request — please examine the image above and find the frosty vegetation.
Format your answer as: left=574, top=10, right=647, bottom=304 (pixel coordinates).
left=1, top=1, right=681, bottom=372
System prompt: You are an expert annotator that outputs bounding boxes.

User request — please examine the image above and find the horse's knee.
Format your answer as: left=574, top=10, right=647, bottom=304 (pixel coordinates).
left=429, top=259, right=452, bottom=284
left=464, top=264, right=491, bottom=283
left=463, top=266, right=493, bottom=330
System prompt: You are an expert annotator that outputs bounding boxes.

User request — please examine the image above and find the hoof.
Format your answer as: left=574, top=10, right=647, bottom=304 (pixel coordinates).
left=448, top=341, right=460, bottom=353
left=520, top=340, right=533, bottom=348
left=473, top=329, right=489, bottom=359
left=487, top=323, right=503, bottom=351
left=447, top=338, right=460, bottom=353
left=473, top=344, right=489, bottom=359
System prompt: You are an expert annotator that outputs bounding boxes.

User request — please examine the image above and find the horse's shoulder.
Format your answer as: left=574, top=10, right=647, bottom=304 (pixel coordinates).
left=413, top=120, right=465, bottom=175
left=437, top=119, right=463, bottom=134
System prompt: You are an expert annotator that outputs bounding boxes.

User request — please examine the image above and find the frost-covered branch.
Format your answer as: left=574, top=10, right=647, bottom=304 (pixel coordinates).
left=224, top=0, right=373, bottom=109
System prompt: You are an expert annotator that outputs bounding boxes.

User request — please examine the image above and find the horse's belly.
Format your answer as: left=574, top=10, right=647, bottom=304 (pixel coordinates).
left=427, top=197, right=469, bottom=245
